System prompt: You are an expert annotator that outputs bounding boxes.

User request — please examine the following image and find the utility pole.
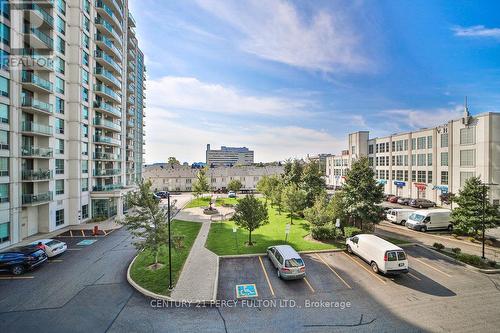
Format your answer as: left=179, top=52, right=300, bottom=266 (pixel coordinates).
left=167, top=192, right=172, bottom=290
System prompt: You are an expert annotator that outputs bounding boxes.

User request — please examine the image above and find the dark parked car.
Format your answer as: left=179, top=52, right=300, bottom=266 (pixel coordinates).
left=0, top=246, right=48, bottom=275
left=155, top=191, right=169, bottom=199
left=409, top=198, right=436, bottom=208
left=397, top=197, right=412, bottom=205
left=388, top=196, right=400, bottom=203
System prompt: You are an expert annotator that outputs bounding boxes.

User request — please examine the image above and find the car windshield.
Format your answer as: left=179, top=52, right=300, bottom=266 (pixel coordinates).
left=285, top=258, right=304, bottom=267
left=409, top=213, right=425, bottom=222
left=45, top=240, right=61, bottom=247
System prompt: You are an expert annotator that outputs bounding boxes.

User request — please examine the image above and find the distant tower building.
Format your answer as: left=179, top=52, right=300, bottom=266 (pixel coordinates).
left=206, top=145, right=254, bottom=167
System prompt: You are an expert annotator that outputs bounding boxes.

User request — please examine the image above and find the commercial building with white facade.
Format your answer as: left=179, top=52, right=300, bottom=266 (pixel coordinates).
left=206, top=144, right=254, bottom=167
left=0, top=0, right=146, bottom=249
left=326, top=110, right=500, bottom=205
left=144, top=164, right=284, bottom=192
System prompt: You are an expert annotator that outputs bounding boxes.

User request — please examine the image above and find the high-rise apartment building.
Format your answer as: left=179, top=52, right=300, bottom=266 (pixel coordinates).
left=206, top=144, right=254, bottom=167
left=0, top=0, right=146, bottom=250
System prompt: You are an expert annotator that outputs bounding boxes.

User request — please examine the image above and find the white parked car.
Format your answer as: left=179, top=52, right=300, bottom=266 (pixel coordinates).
left=406, top=209, right=452, bottom=232
left=346, top=234, right=409, bottom=274
left=30, top=239, right=67, bottom=258
left=387, top=208, right=415, bottom=225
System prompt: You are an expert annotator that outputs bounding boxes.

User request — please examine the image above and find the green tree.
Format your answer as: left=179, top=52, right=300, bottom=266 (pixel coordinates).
left=328, top=191, right=349, bottom=229
left=271, top=180, right=285, bottom=214
left=283, top=159, right=303, bottom=186
left=256, top=176, right=272, bottom=204
left=192, top=168, right=210, bottom=197
left=301, top=160, right=326, bottom=207
left=120, top=180, right=168, bottom=269
left=233, top=195, right=269, bottom=246
left=227, top=179, right=243, bottom=192
left=451, top=176, right=500, bottom=235
left=282, top=183, right=307, bottom=225
left=342, top=157, right=384, bottom=230
left=168, top=157, right=180, bottom=165
left=304, top=193, right=333, bottom=226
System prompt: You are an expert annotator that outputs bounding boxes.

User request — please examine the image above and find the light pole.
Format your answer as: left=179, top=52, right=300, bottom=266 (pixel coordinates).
left=167, top=192, right=173, bottom=290
left=481, top=182, right=498, bottom=259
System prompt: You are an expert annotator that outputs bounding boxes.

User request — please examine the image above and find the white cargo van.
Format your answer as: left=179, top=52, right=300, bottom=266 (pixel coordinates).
left=387, top=209, right=416, bottom=225
left=405, top=209, right=452, bottom=232
left=346, top=234, right=409, bottom=274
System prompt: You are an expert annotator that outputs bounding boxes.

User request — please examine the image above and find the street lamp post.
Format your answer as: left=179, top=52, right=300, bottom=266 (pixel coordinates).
left=481, top=182, right=498, bottom=259
left=167, top=192, right=173, bottom=290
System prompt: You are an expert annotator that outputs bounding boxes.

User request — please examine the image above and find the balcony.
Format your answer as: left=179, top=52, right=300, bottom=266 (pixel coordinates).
left=96, top=1, right=123, bottom=34
left=93, top=135, right=121, bottom=146
left=24, top=3, right=54, bottom=28
left=93, top=117, right=121, bottom=132
left=92, top=183, right=123, bottom=192
left=22, top=191, right=53, bottom=206
left=21, top=121, right=52, bottom=136
left=93, top=168, right=122, bottom=177
left=93, top=101, right=121, bottom=118
left=22, top=169, right=53, bottom=181
left=21, top=146, right=53, bottom=158
left=22, top=96, right=53, bottom=115
left=24, top=25, right=53, bottom=50
left=21, top=49, right=53, bottom=71
left=93, top=151, right=121, bottom=160
left=22, top=71, right=53, bottom=93
left=103, top=0, right=123, bottom=20
left=95, top=50, right=122, bottom=74
left=95, top=33, right=122, bottom=60
left=126, top=120, right=134, bottom=128
left=95, top=67, right=121, bottom=90
left=95, top=16, right=122, bottom=45
left=94, top=84, right=121, bottom=104
left=127, top=108, right=135, bottom=116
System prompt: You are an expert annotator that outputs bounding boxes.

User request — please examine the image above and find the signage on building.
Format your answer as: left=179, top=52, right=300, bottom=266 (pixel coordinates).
left=377, top=179, right=387, bottom=185
left=414, top=183, right=427, bottom=191
left=394, top=181, right=406, bottom=187
left=432, top=185, right=449, bottom=194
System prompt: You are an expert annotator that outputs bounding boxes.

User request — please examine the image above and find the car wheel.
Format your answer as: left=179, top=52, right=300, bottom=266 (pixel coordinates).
left=371, top=262, right=379, bottom=274
left=347, top=245, right=353, bottom=254
left=11, top=265, right=25, bottom=275
left=421, top=226, right=427, bottom=232
left=277, top=269, right=281, bottom=279
left=400, top=220, right=406, bottom=226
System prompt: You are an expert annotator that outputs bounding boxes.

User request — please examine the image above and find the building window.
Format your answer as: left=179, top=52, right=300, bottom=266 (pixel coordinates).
left=404, top=170, right=409, bottom=181
left=55, top=118, right=64, bottom=134
left=55, top=56, right=65, bottom=74
left=82, top=51, right=89, bottom=67
left=417, top=171, right=426, bottom=183
left=460, top=149, right=475, bottom=167
left=441, top=133, right=448, bottom=147
left=55, top=77, right=65, bottom=94
left=56, top=138, right=64, bottom=154
left=81, top=178, right=88, bottom=192
left=412, top=170, right=416, bottom=182
left=427, top=136, right=432, bottom=149
left=0, top=157, right=8, bottom=176
left=55, top=209, right=64, bottom=226
left=82, top=106, right=89, bottom=120
left=0, top=22, right=9, bottom=45
left=82, top=124, right=88, bottom=138
left=82, top=142, right=88, bottom=155
left=460, top=127, right=475, bottom=145
left=83, top=0, right=90, bottom=13
left=57, top=0, right=66, bottom=15
left=0, top=183, right=8, bottom=203
left=441, top=171, right=448, bottom=185
left=56, top=97, right=64, bottom=114
left=0, top=130, right=8, bottom=150
left=417, top=154, right=426, bottom=166
left=427, top=171, right=433, bottom=184
left=82, top=32, right=89, bottom=49
left=82, top=69, right=89, bottom=85
left=56, top=180, right=64, bottom=195
left=81, top=87, right=88, bottom=102
left=0, top=103, right=8, bottom=123
left=0, top=76, right=8, bottom=97
left=427, top=153, right=432, bottom=166
left=82, top=204, right=89, bottom=219
left=368, top=145, right=373, bottom=154
left=417, top=137, right=426, bottom=150
left=55, top=159, right=64, bottom=175
left=0, top=1, right=9, bottom=19
left=441, top=152, right=448, bottom=166
left=81, top=160, right=88, bottom=173
left=0, top=221, right=9, bottom=243
left=411, top=138, right=416, bottom=150
left=460, top=171, right=475, bottom=187
left=56, top=36, right=65, bottom=54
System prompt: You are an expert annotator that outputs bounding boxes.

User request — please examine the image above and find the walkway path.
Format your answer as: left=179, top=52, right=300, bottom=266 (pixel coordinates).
left=171, top=202, right=234, bottom=301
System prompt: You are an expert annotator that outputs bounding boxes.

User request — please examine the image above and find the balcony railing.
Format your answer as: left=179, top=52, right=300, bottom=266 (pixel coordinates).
left=24, top=3, right=54, bottom=27
left=95, top=50, right=122, bottom=73
left=95, top=67, right=121, bottom=88
left=22, top=191, right=53, bottom=205
left=94, top=83, right=121, bottom=103
left=22, top=169, right=53, bottom=181
left=22, top=96, right=53, bottom=114
left=22, top=71, right=53, bottom=92
left=93, top=168, right=122, bottom=176
left=94, top=135, right=121, bottom=146
left=95, top=33, right=122, bottom=58
left=93, top=151, right=121, bottom=160
left=94, top=101, right=121, bottom=117
left=24, top=25, right=53, bottom=49
left=93, top=117, right=121, bottom=131
left=95, top=16, right=122, bottom=44
left=95, top=0, right=122, bottom=32
left=92, top=183, right=123, bottom=192
left=21, top=121, right=52, bottom=136
left=21, top=146, right=53, bottom=158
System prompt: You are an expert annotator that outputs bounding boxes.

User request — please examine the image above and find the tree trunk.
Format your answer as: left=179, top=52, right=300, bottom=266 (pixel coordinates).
left=155, top=252, right=158, bottom=266
left=248, top=230, right=253, bottom=246
left=290, top=212, right=294, bottom=225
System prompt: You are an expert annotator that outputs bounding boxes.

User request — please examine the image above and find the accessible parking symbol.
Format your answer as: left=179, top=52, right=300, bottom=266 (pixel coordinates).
left=236, top=284, right=258, bottom=298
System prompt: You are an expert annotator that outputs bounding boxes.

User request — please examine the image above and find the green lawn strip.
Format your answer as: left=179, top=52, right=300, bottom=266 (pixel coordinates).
left=206, top=204, right=342, bottom=255
left=215, top=197, right=239, bottom=206
left=129, top=220, right=202, bottom=296
left=185, top=197, right=211, bottom=208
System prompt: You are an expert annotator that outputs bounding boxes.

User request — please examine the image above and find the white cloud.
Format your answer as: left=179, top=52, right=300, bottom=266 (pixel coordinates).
left=452, top=25, right=500, bottom=38
left=195, top=0, right=369, bottom=73
left=381, top=106, right=464, bottom=129
left=146, top=76, right=312, bottom=117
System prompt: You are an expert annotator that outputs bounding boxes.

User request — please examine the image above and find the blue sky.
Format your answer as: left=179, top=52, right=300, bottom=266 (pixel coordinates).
left=129, top=0, right=500, bottom=164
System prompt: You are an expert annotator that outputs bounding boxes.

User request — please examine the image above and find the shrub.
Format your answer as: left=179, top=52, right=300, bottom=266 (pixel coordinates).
left=451, top=247, right=462, bottom=255
left=451, top=234, right=459, bottom=239
left=344, top=226, right=362, bottom=238
left=468, top=237, right=476, bottom=243
left=433, top=242, right=445, bottom=251
left=311, top=225, right=336, bottom=241
left=485, top=239, right=494, bottom=246
left=456, top=253, right=487, bottom=268
left=487, top=260, right=497, bottom=268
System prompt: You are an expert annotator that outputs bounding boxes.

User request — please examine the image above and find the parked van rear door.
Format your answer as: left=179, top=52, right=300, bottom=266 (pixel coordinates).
left=384, top=250, right=408, bottom=272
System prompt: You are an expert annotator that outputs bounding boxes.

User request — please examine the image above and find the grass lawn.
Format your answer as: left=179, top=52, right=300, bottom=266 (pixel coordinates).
left=129, top=220, right=201, bottom=296
left=206, top=204, right=343, bottom=255
left=185, top=197, right=211, bottom=208
left=215, top=197, right=239, bottom=206
left=379, top=236, right=412, bottom=245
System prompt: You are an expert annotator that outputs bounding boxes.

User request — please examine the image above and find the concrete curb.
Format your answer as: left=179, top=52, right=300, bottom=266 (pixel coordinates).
left=212, top=256, right=219, bottom=301
left=414, top=244, right=499, bottom=274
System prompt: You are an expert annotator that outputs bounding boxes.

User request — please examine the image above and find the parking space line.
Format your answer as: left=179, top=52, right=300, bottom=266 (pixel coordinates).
left=48, top=259, right=63, bottom=263
left=410, top=256, right=452, bottom=278
left=0, top=276, right=34, bottom=280
left=81, top=230, right=85, bottom=237
left=69, top=230, right=73, bottom=237
left=258, top=256, right=275, bottom=297
left=315, top=253, right=352, bottom=289
left=303, top=277, right=315, bottom=293
left=66, top=248, right=82, bottom=251
left=342, top=252, right=387, bottom=285
left=408, top=272, right=421, bottom=281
